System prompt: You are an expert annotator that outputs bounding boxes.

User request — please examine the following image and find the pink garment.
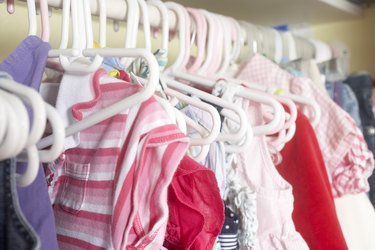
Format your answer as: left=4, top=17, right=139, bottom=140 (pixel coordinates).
left=48, top=69, right=189, bottom=249
left=186, top=8, right=207, bottom=73
left=236, top=54, right=374, bottom=198
left=164, top=155, right=224, bottom=250
left=331, top=124, right=374, bottom=197
left=224, top=93, right=309, bottom=249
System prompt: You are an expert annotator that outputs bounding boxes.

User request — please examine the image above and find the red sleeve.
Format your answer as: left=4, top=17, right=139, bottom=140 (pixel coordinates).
left=277, top=110, right=348, bottom=250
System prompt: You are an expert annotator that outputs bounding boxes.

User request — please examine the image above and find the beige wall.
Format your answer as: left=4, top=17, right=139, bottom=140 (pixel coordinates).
left=1, top=3, right=374, bottom=77
left=0, top=3, right=180, bottom=62
left=313, top=7, right=375, bottom=77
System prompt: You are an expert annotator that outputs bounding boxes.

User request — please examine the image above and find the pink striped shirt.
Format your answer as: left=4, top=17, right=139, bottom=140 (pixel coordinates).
left=236, top=54, right=374, bottom=198
left=48, top=69, right=189, bottom=249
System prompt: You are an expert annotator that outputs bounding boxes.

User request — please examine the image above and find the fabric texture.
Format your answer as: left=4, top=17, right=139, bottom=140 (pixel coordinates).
left=48, top=69, right=189, bottom=249
left=213, top=83, right=259, bottom=250
left=218, top=206, right=239, bottom=250
left=180, top=103, right=227, bottom=197
left=54, top=71, right=97, bottom=150
left=0, top=159, right=40, bottom=250
left=218, top=82, right=308, bottom=250
left=236, top=53, right=374, bottom=198
left=224, top=158, right=258, bottom=250
left=0, top=35, right=59, bottom=250
left=335, top=193, right=375, bottom=250
left=325, top=80, right=362, bottom=128
left=344, top=72, right=375, bottom=207
left=164, top=155, right=224, bottom=250
left=277, top=109, right=348, bottom=250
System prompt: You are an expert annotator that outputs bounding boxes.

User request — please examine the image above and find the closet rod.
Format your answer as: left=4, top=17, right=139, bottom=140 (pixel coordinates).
left=21, top=0, right=179, bottom=30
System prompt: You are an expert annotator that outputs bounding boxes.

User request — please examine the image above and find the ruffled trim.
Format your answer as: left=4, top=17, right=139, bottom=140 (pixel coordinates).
left=331, top=125, right=374, bottom=198
left=224, top=157, right=259, bottom=250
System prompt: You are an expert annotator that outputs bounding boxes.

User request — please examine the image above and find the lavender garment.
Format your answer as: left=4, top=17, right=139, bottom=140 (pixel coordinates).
left=0, top=36, right=58, bottom=250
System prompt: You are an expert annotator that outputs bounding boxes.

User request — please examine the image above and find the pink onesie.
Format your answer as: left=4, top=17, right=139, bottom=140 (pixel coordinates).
left=236, top=54, right=374, bottom=198
left=47, top=69, right=189, bottom=249
left=221, top=83, right=309, bottom=250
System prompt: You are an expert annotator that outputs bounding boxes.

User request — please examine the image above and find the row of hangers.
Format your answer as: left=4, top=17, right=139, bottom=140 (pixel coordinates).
left=2, top=0, right=326, bottom=183
left=0, top=75, right=65, bottom=187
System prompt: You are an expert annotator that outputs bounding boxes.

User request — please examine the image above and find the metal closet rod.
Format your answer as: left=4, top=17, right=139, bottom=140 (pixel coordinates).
left=21, top=0, right=179, bottom=30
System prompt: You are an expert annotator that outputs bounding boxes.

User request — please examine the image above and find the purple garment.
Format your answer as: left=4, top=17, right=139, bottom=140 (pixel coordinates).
left=0, top=36, right=58, bottom=250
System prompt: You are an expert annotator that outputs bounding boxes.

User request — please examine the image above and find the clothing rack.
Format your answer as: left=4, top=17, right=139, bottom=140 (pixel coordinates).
left=22, top=0, right=318, bottom=62
left=25, top=0, right=179, bottom=30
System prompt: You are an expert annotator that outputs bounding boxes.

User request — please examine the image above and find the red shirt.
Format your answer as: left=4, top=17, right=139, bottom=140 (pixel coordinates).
left=277, top=109, right=348, bottom=250
left=164, top=156, right=224, bottom=250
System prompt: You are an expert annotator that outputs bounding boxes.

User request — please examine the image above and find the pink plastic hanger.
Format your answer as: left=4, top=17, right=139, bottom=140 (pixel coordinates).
left=135, top=0, right=222, bottom=158
left=167, top=8, right=286, bottom=137
left=39, top=0, right=50, bottom=42
left=163, top=2, right=250, bottom=149
left=186, top=8, right=207, bottom=73
left=7, top=0, right=14, bottom=14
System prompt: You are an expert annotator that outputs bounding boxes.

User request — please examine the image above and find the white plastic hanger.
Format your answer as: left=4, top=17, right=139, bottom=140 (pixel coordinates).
left=0, top=98, right=7, bottom=147
left=48, top=0, right=80, bottom=58
left=139, top=0, right=221, bottom=140
left=214, top=17, right=288, bottom=137
left=27, top=0, right=37, bottom=36
left=240, top=21, right=261, bottom=60
left=164, top=77, right=249, bottom=143
left=137, top=0, right=221, bottom=151
left=39, top=0, right=50, bottom=42
left=120, top=0, right=140, bottom=66
left=0, top=78, right=46, bottom=148
left=214, top=21, right=297, bottom=147
left=163, top=2, right=250, bottom=147
left=136, top=0, right=151, bottom=51
left=0, top=77, right=64, bottom=161
left=202, top=12, right=223, bottom=75
left=162, top=88, right=221, bottom=146
left=17, top=145, right=39, bottom=187
left=162, top=3, right=251, bottom=151
left=37, top=104, right=65, bottom=162
left=165, top=4, right=285, bottom=137
left=214, top=79, right=286, bottom=135
left=218, top=16, right=244, bottom=75
left=185, top=8, right=207, bottom=73
left=213, top=23, right=297, bottom=143
left=6, top=0, right=15, bottom=14
left=48, top=0, right=102, bottom=73
left=39, top=48, right=159, bottom=149
left=228, top=17, right=243, bottom=66
left=217, top=15, right=232, bottom=75
left=0, top=90, right=28, bottom=159
left=27, top=0, right=49, bottom=41
left=148, top=0, right=169, bottom=55
left=215, top=21, right=296, bottom=145
left=23, top=0, right=67, bottom=160
left=98, top=0, right=107, bottom=48
left=263, top=95, right=297, bottom=148
left=196, top=10, right=218, bottom=75
left=57, top=0, right=103, bottom=74
left=0, top=88, right=40, bottom=187
left=225, top=24, right=313, bottom=132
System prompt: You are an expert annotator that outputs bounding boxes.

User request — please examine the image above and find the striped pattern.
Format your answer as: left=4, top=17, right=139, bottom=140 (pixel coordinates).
left=236, top=54, right=374, bottom=197
left=49, top=70, right=189, bottom=250
left=218, top=234, right=238, bottom=250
